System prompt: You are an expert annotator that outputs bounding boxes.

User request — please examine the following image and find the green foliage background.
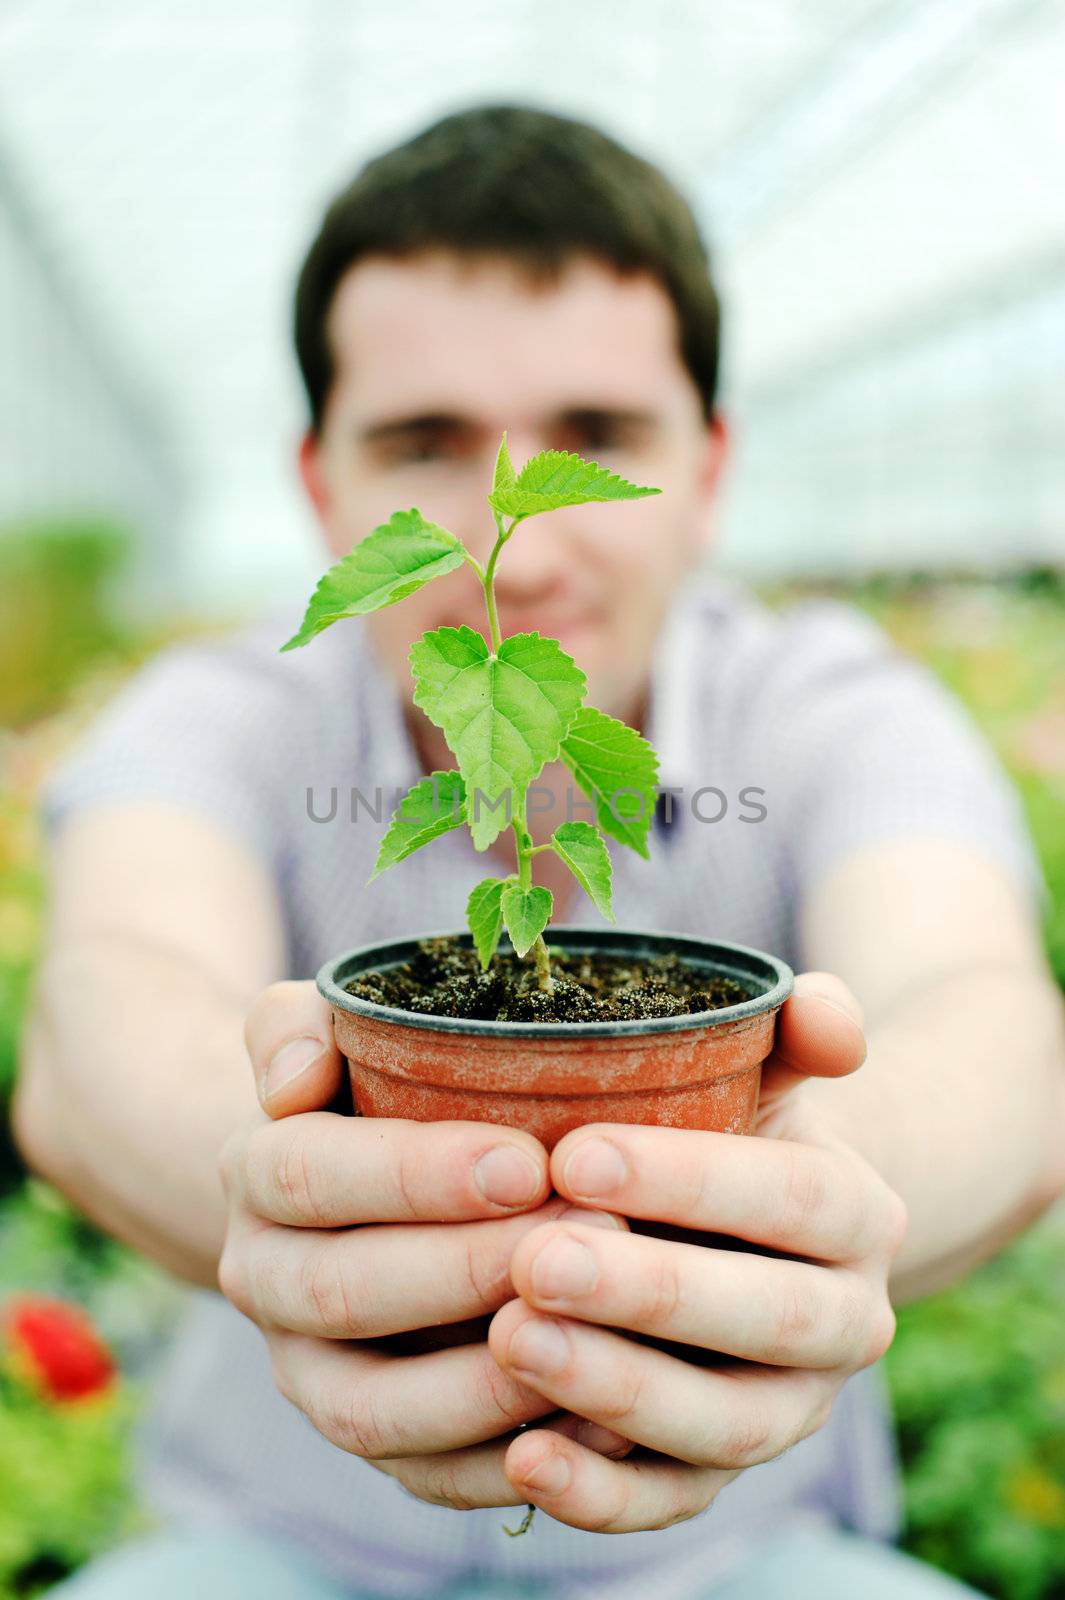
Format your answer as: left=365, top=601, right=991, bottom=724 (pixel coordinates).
left=0, top=531, right=1063, bottom=1598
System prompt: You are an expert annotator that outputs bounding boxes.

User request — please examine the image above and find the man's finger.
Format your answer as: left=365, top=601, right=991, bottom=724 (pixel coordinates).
left=770, top=972, right=867, bottom=1081
left=230, top=1204, right=624, bottom=1337
left=238, top=1113, right=550, bottom=1226
left=372, top=1440, right=528, bottom=1511
left=371, top=1412, right=632, bottom=1512
left=504, top=1429, right=733, bottom=1534
left=489, top=1300, right=833, bottom=1467
left=549, top=1123, right=897, bottom=1261
left=267, top=1328, right=558, bottom=1458
left=245, top=981, right=344, bottom=1117
left=508, top=1221, right=895, bottom=1367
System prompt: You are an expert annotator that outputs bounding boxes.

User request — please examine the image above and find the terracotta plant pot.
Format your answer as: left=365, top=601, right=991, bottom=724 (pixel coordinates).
left=317, top=927, right=793, bottom=1149
left=318, top=928, right=793, bottom=1356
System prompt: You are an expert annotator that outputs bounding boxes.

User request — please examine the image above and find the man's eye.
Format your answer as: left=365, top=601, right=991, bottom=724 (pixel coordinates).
left=377, top=434, right=468, bottom=466
left=556, top=426, right=637, bottom=457
left=392, top=440, right=446, bottom=464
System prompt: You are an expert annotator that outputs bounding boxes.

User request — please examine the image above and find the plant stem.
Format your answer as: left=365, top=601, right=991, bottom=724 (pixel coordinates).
left=513, top=820, right=531, bottom=890
left=480, top=512, right=553, bottom=994
left=512, top=791, right=553, bottom=993
left=481, top=513, right=511, bottom=653
left=503, top=1503, right=536, bottom=1537
left=532, top=934, right=553, bottom=990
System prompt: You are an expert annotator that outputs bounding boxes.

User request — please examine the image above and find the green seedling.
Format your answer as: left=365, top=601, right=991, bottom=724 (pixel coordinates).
left=283, top=436, right=662, bottom=992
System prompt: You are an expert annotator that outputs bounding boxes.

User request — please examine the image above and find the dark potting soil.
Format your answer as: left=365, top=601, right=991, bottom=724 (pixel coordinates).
left=343, top=935, right=753, bottom=1023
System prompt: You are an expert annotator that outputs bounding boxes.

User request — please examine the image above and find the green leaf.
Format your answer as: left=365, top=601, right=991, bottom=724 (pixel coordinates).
left=550, top=821, right=615, bottom=920
left=501, top=884, right=553, bottom=958
left=492, top=432, right=517, bottom=501
left=559, top=706, right=659, bottom=858
left=409, top=626, right=586, bottom=850
left=282, top=509, right=466, bottom=650
left=369, top=770, right=466, bottom=883
left=466, top=876, right=508, bottom=969
left=488, top=448, right=660, bottom=521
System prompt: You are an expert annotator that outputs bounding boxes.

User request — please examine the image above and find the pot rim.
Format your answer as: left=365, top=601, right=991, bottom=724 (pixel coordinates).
left=317, top=926, right=794, bottom=1039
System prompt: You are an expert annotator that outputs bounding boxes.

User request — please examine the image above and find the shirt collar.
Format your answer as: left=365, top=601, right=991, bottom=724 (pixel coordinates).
left=643, top=577, right=712, bottom=839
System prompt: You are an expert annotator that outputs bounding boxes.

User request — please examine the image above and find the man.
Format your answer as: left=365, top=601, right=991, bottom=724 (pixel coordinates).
left=15, top=105, right=1065, bottom=1599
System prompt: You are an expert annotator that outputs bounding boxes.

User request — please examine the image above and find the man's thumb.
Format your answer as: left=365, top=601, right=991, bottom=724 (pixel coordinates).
left=244, top=980, right=344, bottom=1118
left=758, top=971, right=867, bottom=1112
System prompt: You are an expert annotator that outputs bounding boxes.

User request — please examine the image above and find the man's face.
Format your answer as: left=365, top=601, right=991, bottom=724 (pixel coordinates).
left=300, top=250, right=726, bottom=721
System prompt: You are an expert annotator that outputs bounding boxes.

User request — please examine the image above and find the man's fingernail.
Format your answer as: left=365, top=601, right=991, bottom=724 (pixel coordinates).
left=563, top=1138, right=627, bottom=1198
left=507, top=1317, right=570, bottom=1376
left=577, top=1420, right=631, bottom=1457
left=531, top=1235, right=598, bottom=1299
left=557, top=1206, right=623, bottom=1230
left=799, top=982, right=864, bottom=1028
left=813, top=994, right=862, bottom=1026
left=473, top=1146, right=542, bottom=1206
left=264, top=1037, right=326, bottom=1101
left=522, top=1452, right=571, bottom=1494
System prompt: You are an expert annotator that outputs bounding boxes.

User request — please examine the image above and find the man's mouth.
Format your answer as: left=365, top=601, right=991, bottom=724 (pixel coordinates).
left=434, top=612, right=602, bottom=652
left=500, top=612, right=599, bottom=641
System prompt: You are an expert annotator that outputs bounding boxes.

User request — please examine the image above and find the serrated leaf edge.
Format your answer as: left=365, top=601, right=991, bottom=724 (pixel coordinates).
left=500, top=883, right=553, bottom=958
left=408, top=627, right=587, bottom=852
left=550, top=820, right=616, bottom=922
left=282, top=509, right=464, bottom=650
left=559, top=706, right=659, bottom=859
left=466, top=876, right=509, bottom=969
left=487, top=448, right=660, bottom=519
left=367, top=770, right=467, bottom=883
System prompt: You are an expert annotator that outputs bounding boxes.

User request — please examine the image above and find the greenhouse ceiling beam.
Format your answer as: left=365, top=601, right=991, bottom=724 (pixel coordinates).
left=703, top=0, right=1055, bottom=248
left=745, top=245, right=1065, bottom=412
left=0, top=123, right=183, bottom=511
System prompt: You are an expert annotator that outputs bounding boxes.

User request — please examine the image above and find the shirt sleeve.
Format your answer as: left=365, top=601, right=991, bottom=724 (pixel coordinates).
left=40, top=626, right=300, bottom=871
left=762, top=599, right=1046, bottom=912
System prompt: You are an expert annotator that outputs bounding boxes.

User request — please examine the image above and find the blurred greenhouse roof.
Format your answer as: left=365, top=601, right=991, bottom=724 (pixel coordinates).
left=0, top=0, right=1063, bottom=605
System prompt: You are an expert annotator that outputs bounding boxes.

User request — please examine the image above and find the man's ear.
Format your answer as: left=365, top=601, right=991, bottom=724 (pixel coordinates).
left=691, top=411, right=730, bottom=559
left=298, top=430, right=330, bottom=525
left=700, top=411, right=730, bottom=497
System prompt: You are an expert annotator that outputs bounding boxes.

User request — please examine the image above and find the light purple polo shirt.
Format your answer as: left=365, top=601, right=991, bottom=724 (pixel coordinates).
left=43, top=572, right=1041, bottom=1597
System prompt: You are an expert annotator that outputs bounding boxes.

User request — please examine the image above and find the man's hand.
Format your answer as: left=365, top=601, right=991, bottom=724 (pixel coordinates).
left=217, top=982, right=631, bottom=1512
left=485, top=973, right=909, bottom=1533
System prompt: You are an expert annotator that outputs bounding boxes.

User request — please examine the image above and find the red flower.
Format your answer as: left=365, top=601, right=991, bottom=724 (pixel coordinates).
left=4, top=1295, right=115, bottom=1403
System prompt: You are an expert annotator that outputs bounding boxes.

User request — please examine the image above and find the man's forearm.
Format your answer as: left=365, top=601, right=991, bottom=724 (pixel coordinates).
left=15, top=933, right=257, bottom=1287
left=803, top=964, right=1065, bottom=1304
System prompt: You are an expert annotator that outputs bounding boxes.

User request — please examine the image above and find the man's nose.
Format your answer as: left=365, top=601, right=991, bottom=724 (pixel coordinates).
left=504, top=429, right=541, bottom=472
left=492, top=511, right=571, bottom=599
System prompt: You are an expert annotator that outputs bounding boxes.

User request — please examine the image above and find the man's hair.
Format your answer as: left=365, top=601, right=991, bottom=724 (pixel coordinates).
left=294, top=103, right=721, bottom=432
